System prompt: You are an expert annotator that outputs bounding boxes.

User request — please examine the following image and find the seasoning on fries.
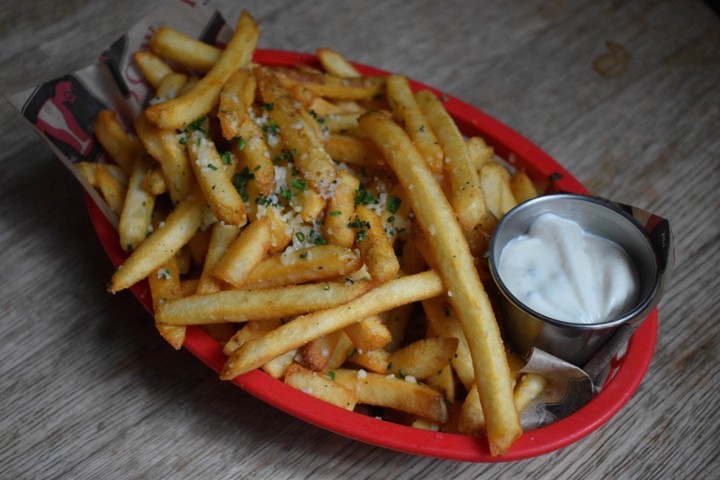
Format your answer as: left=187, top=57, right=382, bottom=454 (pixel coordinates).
left=83, top=9, right=549, bottom=456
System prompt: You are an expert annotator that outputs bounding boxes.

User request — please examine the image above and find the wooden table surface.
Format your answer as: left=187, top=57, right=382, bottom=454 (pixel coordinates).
left=1, top=1, right=718, bottom=478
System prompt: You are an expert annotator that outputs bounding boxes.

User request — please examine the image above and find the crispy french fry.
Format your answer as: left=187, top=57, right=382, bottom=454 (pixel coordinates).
left=147, top=258, right=186, bottom=350
left=150, top=26, right=222, bottom=73
left=118, top=155, right=156, bottom=252
left=220, top=270, right=443, bottom=379
left=347, top=347, right=390, bottom=374
left=386, top=76, right=443, bottom=174
left=95, top=163, right=127, bottom=216
left=110, top=192, right=204, bottom=292
left=141, top=167, right=167, bottom=195
left=316, top=48, right=361, bottom=78
left=243, top=245, right=361, bottom=289
left=223, top=319, right=281, bottom=356
left=262, top=349, right=298, bottom=379
left=196, top=222, right=239, bottom=294
left=145, top=11, right=259, bottom=130
left=135, top=112, right=193, bottom=204
left=479, top=161, right=518, bottom=220
left=187, top=130, right=247, bottom=226
left=157, top=278, right=372, bottom=326
left=514, top=373, right=547, bottom=414
left=133, top=50, right=173, bottom=90
left=353, top=205, right=400, bottom=283
left=154, top=72, right=189, bottom=102
left=457, top=385, right=485, bottom=435
left=388, top=337, right=459, bottom=381
left=332, top=369, right=448, bottom=424
left=235, top=117, right=275, bottom=197
left=212, top=216, right=271, bottom=288
left=255, top=67, right=337, bottom=195
left=93, top=109, right=142, bottom=175
left=358, top=111, right=521, bottom=456
left=425, top=364, right=456, bottom=404
left=415, top=90, right=489, bottom=231
left=323, top=169, right=360, bottom=248
left=318, top=112, right=362, bottom=134
left=218, top=68, right=256, bottom=141
left=285, top=364, right=358, bottom=411
left=510, top=170, right=539, bottom=204
left=325, top=332, right=356, bottom=370
left=324, top=134, right=384, bottom=168
left=270, top=66, right=385, bottom=100
left=343, top=315, right=392, bottom=353
left=302, top=330, right=345, bottom=371
left=466, top=136, right=494, bottom=170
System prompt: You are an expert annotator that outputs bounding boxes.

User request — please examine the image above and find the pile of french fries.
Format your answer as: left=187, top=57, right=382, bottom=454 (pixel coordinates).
left=79, top=11, right=549, bottom=456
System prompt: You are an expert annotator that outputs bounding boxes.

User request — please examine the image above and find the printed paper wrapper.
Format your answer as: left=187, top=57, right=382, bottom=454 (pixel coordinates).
left=3, top=0, right=674, bottom=432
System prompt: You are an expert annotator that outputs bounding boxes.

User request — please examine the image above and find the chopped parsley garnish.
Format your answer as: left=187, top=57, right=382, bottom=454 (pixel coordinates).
left=347, top=216, right=371, bottom=230
left=295, top=232, right=306, bottom=242
left=185, top=116, right=209, bottom=136
left=232, top=166, right=255, bottom=201
left=291, top=178, right=307, bottom=191
left=206, top=163, right=218, bottom=171
left=328, top=210, right=342, bottom=216
left=273, top=148, right=295, bottom=164
left=328, top=371, right=336, bottom=380
left=279, top=188, right=292, bottom=200
left=178, top=136, right=188, bottom=145
left=262, top=102, right=274, bottom=111
left=323, top=283, right=331, bottom=291
left=232, top=136, right=247, bottom=152
left=262, top=120, right=280, bottom=136
left=299, top=251, right=308, bottom=259
left=220, top=151, right=232, bottom=166
left=355, top=188, right=378, bottom=206
left=314, top=237, right=327, bottom=245
left=387, top=195, right=402, bottom=213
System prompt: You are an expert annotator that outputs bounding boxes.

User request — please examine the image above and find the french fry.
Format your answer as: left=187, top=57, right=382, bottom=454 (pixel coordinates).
left=332, top=369, right=448, bottom=424
left=110, top=192, right=204, bottom=292
left=147, top=258, right=186, bottom=350
left=425, top=364, right=456, bottom=404
left=285, top=364, right=358, bottom=411
left=186, top=129, right=248, bottom=226
left=243, top=245, right=361, bottom=289
left=118, top=154, right=156, bottom=252
left=316, top=48, right=361, bottom=78
left=135, top=112, right=193, bottom=204
left=324, top=134, right=384, bottom=168
left=223, top=319, right=281, bottom=356
left=157, top=278, right=373, bottom=326
left=358, top=111, right=521, bottom=456
left=144, top=11, right=259, bottom=130
left=262, top=349, right=297, bottom=379
left=386, top=76, right=443, bottom=174
left=270, top=66, right=385, bottom=100
left=510, top=170, right=539, bottom=204
left=133, top=50, right=173, bottom=90
left=323, top=169, right=360, bottom=248
left=149, top=26, right=222, bottom=73
left=353, top=205, right=400, bottom=283
left=93, top=109, right=142, bottom=175
left=94, top=163, right=127, bottom=216
left=514, top=373, right=547, bottom=414
left=141, top=167, right=167, bottom=195
left=212, top=216, right=271, bottom=288
left=154, top=72, right=189, bottom=102
left=318, top=112, right=362, bottom=134
left=343, top=315, right=392, bottom=353
left=457, top=385, right=485, bottom=435
left=218, top=68, right=256, bottom=141
left=220, top=270, right=444, bottom=379
left=466, top=136, right=494, bottom=170
left=388, top=337, right=459, bottom=381
left=479, top=161, right=518, bottom=220
left=255, top=67, right=337, bottom=195
left=325, top=332, right=356, bottom=371
left=302, top=330, right=345, bottom=371
left=234, top=117, right=275, bottom=197
left=415, top=90, right=489, bottom=231
left=347, top=347, right=390, bottom=374
left=196, top=222, right=239, bottom=294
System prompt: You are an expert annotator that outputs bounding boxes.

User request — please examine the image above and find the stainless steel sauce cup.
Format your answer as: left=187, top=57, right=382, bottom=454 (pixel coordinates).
left=488, top=194, right=664, bottom=367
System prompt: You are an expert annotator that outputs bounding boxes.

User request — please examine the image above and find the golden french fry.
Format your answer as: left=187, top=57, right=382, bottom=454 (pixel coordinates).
left=323, top=169, right=360, bottom=248
left=154, top=72, right=189, bottom=102
left=262, top=349, right=297, bottom=379
left=255, top=67, right=337, bottom=195
left=466, top=136, right=494, bottom=170
left=514, top=373, right=547, bottom=414
left=243, top=245, right=361, bottom=289
left=220, top=270, right=443, bottom=379
left=223, top=319, right=281, bottom=356
left=415, top=89, right=489, bottom=231
left=325, top=332, right=355, bottom=370
left=187, top=129, right=248, bottom=226
left=95, top=163, right=127, bottom=216
left=270, top=66, right=385, bottom=100
left=358, top=111, right=520, bottom=456
left=343, top=315, right=391, bottom=353
left=479, top=161, right=518, bottom=220
left=135, top=112, right=193, bottom=204
left=141, top=167, right=167, bottom=195
left=346, top=348, right=390, bottom=374
left=157, top=279, right=372, bottom=326
left=234, top=117, right=275, bottom=198
left=510, top=170, right=539, bottom=204
left=316, top=48, right=361, bottom=78
left=149, top=26, right=222, bottom=73
left=93, top=109, right=142, bottom=175
left=332, top=369, right=448, bottom=424
left=147, top=258, right=186, bottom=350
left=118, top=155, right=156, bottom=252
left=386, top=76, right=443, bottom=173
left=285, top=363, right=359, bottom=411
left=196, top=222, right=240, bottom=294
left=425, top=364, right=456, bottom=404
left=457, top=385, right=485, bottom=435
left=388, top=337, right=459, bottom=380
left=318, top=112, right=362, bottom=134
left=324, top=134, right=384, bottom=168
left=353, top=205, right=400, bottom=283
left=212, top=216, right=272, bottom=288
left=218, top=68, right=256, bottom=141
left=133, top=50, right=173, bottom=90
left=145, top=11, right=259, bottom=130
left=302, top=330, right=345, bottom=371
left=110, top=192, right=204, bottom=292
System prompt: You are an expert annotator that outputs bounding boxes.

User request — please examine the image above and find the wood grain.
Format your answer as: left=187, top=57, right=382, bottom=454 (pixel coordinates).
left=1, top=0, right=718, bottom=478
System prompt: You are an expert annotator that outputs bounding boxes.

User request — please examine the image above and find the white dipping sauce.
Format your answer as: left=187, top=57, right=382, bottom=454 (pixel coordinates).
left=497, top=213, right=639, bottom=324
